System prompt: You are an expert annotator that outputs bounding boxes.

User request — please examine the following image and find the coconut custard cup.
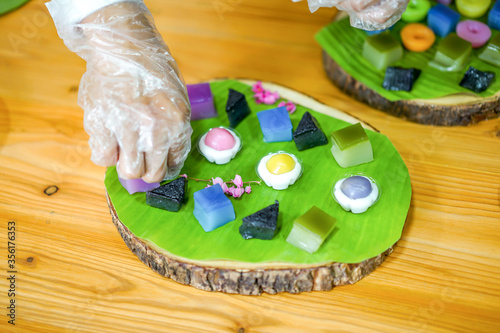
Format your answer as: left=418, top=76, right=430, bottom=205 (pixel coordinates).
left=197, top=126, right=242, bottom=165
left=255, top=151, right=303, bottom=190
left=332, top=173, right=380, bottom=214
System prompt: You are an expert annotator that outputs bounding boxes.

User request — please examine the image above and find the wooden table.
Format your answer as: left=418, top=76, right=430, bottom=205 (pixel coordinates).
left=1, top=0, right=499, bottom=332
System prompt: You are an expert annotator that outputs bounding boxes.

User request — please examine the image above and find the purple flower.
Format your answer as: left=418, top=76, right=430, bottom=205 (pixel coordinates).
left=245, top=186, right=252, bottom=194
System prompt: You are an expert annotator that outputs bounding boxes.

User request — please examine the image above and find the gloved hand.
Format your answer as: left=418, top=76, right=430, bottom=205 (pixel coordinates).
left=293, top=0, right=410, bottom=30
left=47, top=1, right=192, bottom=182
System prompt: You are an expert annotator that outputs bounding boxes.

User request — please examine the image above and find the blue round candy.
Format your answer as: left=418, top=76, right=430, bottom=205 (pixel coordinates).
left=340, top=176, right=372, bottom=199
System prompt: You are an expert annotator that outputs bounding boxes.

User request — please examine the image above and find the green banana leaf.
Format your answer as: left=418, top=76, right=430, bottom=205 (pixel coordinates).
left=0, top=0, right=30, bottom=16
left=105, top=80, right=411, bottom=264
left=315, top=6, right=499, bottom=102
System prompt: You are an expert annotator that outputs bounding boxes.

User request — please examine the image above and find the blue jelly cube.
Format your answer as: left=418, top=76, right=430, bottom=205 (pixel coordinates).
left=488, top=1, right=500, bottom=31
left=193, top=184, right=235, bottom=232
left=365, top=28, right=388, bottom=36
left=256, top=106, right=293, bottom=142
left=427, top=4, right=461, bottom=38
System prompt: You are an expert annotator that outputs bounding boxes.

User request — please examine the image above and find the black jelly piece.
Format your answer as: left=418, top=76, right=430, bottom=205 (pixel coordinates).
left=459, top=66, right=495, bottom=93
left=382, top=67, right=421, bottom=92
left=225, top=89, right=251, bottom=128
left=239, top=201, right=279, bottom=240
left=146, top=177, right=187, bottom=212
left=292, top=111, right=328, bottom=151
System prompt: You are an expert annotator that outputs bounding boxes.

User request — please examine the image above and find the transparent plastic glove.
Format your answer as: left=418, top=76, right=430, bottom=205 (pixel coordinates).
left=293, top=0, right=410, bottom=30
left=46, top=1, right=192, bottom=182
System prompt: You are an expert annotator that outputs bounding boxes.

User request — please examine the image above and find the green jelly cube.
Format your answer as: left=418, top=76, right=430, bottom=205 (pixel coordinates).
left=478, top=34, right=500, bottom=68
left=362, top=33, right=403, bottom=71
left=286, top=206, right=337, bottom=254
left=429, top=33, right=472, bottom=72
left=330, top=123, right=373, bottom=168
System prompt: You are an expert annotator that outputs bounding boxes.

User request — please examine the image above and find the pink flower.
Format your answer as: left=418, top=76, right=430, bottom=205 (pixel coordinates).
left=278, top=101, right=297, bottom=114
left=231, top=187, right=245, bottom=198
left=180, top=174, right=187, bottom=178
left=252, top=81, right=265, bottom=94
left=212, top=177, right=228, bottom=193
left=245, top=186, right=252, bottom=194
left=232, top=174, right=243, bottom=188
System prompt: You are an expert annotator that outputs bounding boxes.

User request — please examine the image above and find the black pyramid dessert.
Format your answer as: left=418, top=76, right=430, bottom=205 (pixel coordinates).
left=146, top=177, right=187, bottom=212
left=382, top=67, right=421, bottom=92
left=239, top=200, right=279, bottom=240
left=459, top=66, right=495, bottom=93
left=225, top=89, right=251, bottom=128
left=293, top=111, right=328, bottom=151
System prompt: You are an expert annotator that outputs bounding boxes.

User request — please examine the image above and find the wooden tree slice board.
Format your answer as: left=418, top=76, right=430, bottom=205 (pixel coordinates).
left=319, top=13, right=500, bottom=126
left=105, top=79, right=410, bottom=295
left=322, top=52, right=500, bottom=126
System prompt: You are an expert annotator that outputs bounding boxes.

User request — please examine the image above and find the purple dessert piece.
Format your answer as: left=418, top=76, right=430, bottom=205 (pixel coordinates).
left=341, top=176, right=372, bottom=199
left=118, top=176, right=160, bottom=195
left=435, top=0, right=452, bottom=5
left=187, top=83, right=218, bottom=121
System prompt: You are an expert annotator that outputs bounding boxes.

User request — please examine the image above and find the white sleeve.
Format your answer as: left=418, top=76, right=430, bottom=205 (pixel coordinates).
left=46, top=0, right=144, bottom=36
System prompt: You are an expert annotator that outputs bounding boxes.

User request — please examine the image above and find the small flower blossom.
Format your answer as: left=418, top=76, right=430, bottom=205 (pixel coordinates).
left=252, top=81, right=265, bottom=94
left=245, top=186, right=252, bottom=194
left=212, top=177, right=228, bottom=193
left=180, top=174, right=188, bottom=178
left=278, top=101, right=297, bottom=114
left=231, top=187, right=245, bottom=198
left=232, top=174, right=243, bottom=188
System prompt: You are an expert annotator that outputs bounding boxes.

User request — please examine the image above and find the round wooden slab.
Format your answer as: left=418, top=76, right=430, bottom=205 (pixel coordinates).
left=106, top=79, right=400, bottom=295
left=322, top=52, right=500, bottom=126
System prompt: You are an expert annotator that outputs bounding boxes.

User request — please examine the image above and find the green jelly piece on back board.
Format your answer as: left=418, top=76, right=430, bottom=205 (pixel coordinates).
left=105, top=80, right=411, bottom=264
left=315, top=16, right=500, bottom=102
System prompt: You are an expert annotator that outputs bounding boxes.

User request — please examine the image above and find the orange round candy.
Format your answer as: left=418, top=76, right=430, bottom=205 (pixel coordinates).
left=400, top=23, right=436, bottom=52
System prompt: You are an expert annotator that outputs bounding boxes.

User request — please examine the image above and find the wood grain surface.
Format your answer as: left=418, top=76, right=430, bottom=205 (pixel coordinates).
left=0, top=0, right=499, bottom=332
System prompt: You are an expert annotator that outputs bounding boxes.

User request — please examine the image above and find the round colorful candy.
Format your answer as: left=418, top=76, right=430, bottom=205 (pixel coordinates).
left=456, top=0, right=491, bottom=19
left=204, top=127, right=236, bottom=151
left=456, top=20, right=492, bottom=48
left=400, top=23, right=436, bottom=52
left=402, top=0, right=432, bottom=23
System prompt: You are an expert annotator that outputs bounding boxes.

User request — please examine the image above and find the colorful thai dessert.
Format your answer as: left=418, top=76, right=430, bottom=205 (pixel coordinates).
left=459, top=66, right=496, bottom=93
left=239, top=201, right=279, bottom=240
left=402, top=0, right=432, bottom=23
left=146, top=177, right=187, bottom=212
left=362, top=33, right=403, bottom=70
left=187, top=82, right=218, bottom=121
left=292, top=111, right=328, bottom=151
left=256, top=152, right=302, bottom=190
left=193, top=184, right=236, bottom=232
left=198, top=127, right=241, bottom=164
left=256, top=106, right=293, bottom=142
left=427, top=3, right=461, bottom=38
left=225, top=88, right=251, bottom=128
left=333, top=175, right=379, bottom=214
left=429, top=33, right=472, bottom=72
left=286, top=206, right=337, bottom=254
left=479, top=33, right=500, bottom=67
left=383, top=67, right=422, bottom=92
left=118, top=176, right=160, bottom=195
left=330, top=123, right=373, bottom=168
